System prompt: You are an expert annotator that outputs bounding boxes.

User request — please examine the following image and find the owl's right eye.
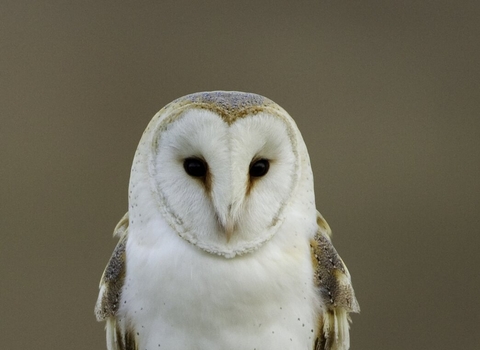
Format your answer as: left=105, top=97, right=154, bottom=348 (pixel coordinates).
left=183, top=158, right=207, bottom=177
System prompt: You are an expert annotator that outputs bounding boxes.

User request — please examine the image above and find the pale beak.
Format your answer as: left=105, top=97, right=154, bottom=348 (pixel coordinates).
left=215, top=204, right=237, bottom=243
left=224, top=217, right=234, bottom=242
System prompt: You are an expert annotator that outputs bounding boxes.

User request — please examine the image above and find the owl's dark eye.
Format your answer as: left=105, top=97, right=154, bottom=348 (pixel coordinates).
left=249, top=159, right=270, bottom=177
left=183, top=158, right=207, bottom=177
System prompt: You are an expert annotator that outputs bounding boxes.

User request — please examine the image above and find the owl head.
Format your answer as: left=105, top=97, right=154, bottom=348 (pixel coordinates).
left=128, top=91, right=316, bottom=258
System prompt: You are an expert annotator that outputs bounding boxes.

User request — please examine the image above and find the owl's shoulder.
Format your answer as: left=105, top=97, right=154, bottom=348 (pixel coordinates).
left=310, top=212, right=360, bottom=350
left=95, top=213, right=129, bottom=321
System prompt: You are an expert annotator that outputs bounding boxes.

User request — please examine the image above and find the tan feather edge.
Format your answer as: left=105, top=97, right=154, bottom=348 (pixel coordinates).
left=311, top=213, right=360, bottom=350
left=95, top=213, right=138, bottom=350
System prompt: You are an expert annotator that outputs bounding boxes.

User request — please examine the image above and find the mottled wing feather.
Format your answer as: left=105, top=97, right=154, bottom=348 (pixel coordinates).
left=95, top=212, right=128, bottom=321
left=95, top=213, right=138, bottom=350
left=312, top=213, right=360, bottom=350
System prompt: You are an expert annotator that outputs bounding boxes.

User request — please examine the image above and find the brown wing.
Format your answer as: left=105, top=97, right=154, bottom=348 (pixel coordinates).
left=311, top=213, right=360, bottom=350
left=95, top=213, right=138, bottom=350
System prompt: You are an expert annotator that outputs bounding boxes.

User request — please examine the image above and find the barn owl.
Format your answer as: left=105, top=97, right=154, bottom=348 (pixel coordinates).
left=95, top=91, right=359, bottom=350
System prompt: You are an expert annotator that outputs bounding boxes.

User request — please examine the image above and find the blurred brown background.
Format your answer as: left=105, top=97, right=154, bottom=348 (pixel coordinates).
left=1, top=1, right=479, bottom=349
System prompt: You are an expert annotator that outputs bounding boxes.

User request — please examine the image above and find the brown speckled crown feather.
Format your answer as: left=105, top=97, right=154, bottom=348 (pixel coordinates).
left=171, top=91, right=277, bottom=124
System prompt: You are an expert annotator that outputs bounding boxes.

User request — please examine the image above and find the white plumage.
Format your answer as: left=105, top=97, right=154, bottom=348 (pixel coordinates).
left=95, top=91, right=359, bottom=350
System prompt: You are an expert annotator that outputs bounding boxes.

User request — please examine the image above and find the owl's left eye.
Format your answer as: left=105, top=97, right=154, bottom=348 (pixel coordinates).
left=249, top=159, right=270, bottom=177
left=183, top=158, right=207, bottom=177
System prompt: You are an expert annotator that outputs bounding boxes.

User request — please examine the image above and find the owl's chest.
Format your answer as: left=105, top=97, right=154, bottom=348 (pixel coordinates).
left=120, top=229, right=319, bottom=350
